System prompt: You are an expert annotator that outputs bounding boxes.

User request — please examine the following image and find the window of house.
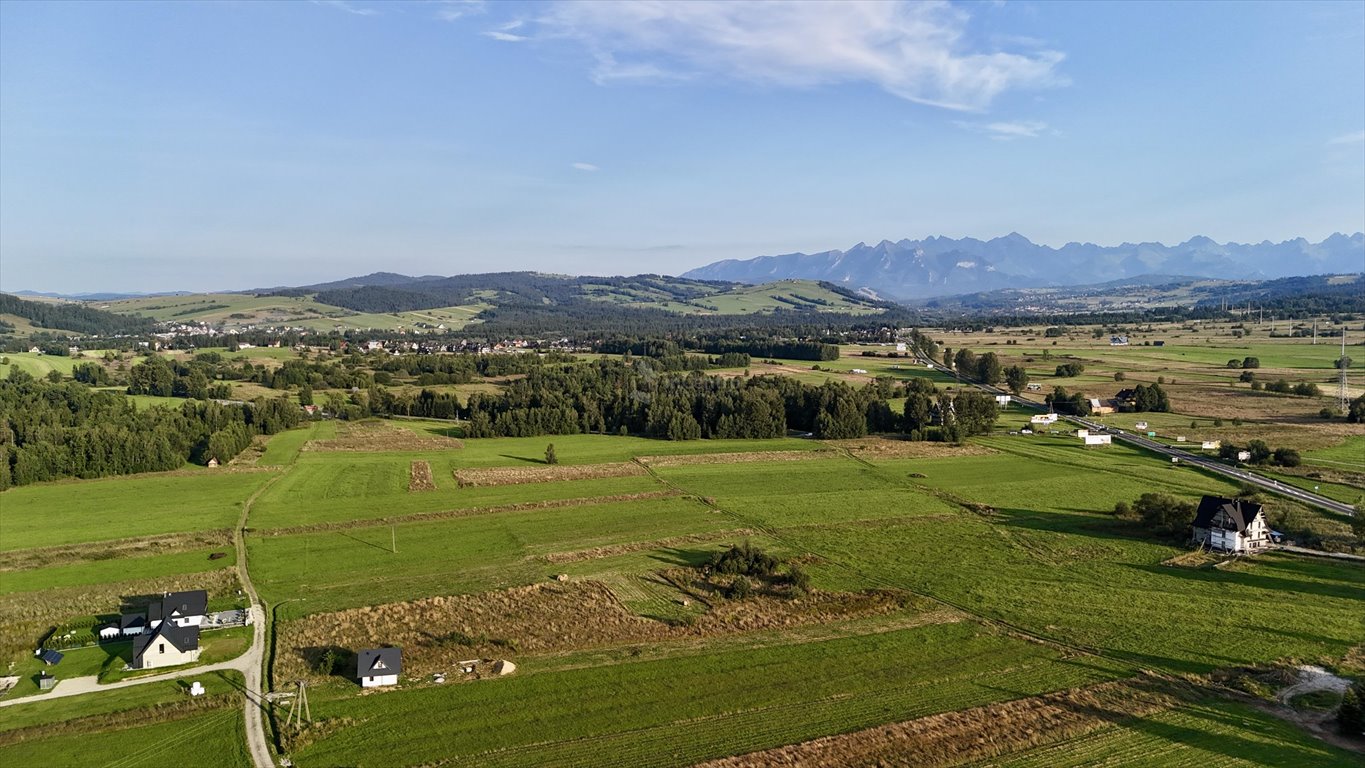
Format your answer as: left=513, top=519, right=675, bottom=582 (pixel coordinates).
left=159, top=643, right=165, bottom=653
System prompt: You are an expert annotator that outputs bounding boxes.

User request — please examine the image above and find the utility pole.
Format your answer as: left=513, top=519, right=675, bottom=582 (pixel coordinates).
left=1313, top=320, right=1317, bottom=345
left=391, top=524, right=397, bottom=554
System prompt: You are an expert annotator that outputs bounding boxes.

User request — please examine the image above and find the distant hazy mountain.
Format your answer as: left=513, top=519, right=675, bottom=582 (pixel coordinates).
left=682, top=233, right=1365, bottom=299
left=12, top=289, right=189, bottom=301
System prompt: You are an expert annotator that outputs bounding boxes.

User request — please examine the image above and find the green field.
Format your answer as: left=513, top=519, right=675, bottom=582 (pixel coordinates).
left=292, top=621, right=1131, bottom=768
left=0, top=471, right=274, bottom=550
left=0, top=352, right=82, bottom=379
left=251, top=495, right=733, bottom=616
left=0, top=704, right=249, bottom=768
left=0, top=547, right=235, bottom=596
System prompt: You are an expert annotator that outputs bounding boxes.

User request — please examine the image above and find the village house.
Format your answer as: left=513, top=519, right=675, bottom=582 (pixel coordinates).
left=1088, top=398, right=1114, bottom=415
left=132, top=621, right=202, bottom=670
left=357, top=647, right=401, bottom=687
left=118, top=590, right=208, bottom=669
left=1191, top=495, right=1272, bottom=554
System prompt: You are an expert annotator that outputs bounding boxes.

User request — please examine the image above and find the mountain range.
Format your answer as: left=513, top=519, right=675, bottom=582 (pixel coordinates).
left=682, top=233, right=1365, bottom=299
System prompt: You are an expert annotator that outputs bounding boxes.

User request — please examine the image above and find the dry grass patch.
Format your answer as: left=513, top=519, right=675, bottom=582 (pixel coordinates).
left=304, top=420, right=464, bottom=452
left=0, top=569, right=240, bottom=661
left=0, top=530, right=232, bottom=572
left=698, top=675, right=1188, bottom=768
left=637, top=450, right=836, bottom=468
left=276, top=581, right=919, bottom=684
left=453, top=462, right=645, bottom=487
left=541, top=529, right=756, bottom=564
left=825, top=437, right=999, bottom=459
left=408, top=461, right=436, bottom=492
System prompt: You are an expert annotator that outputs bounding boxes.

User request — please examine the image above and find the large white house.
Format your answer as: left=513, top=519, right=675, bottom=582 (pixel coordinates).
left=1191, top=496, right=1272, bottom=554
left=132, top=621, right=202, bottom=669
left=357, top=647, right=401, bottom=688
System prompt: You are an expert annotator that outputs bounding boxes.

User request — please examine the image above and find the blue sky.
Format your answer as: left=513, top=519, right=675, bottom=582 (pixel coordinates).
left=1, top=0, right=1362, bottom=293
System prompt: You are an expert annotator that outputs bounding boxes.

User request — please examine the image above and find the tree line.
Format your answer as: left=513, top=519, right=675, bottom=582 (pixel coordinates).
left=0, top=370, right=301, bottom=489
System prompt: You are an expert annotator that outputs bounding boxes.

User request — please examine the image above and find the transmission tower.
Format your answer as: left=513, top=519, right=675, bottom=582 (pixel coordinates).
left=1339, top=332, right=1350, bottom=415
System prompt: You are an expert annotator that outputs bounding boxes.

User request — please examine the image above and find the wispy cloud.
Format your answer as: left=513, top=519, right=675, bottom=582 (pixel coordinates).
left=957, top=119, right=1050, bottom=140
left=1327, top=130, right=1365, bottom=145
left=483, top=19, right=529, bottom=42
left=312, top=0, right=379, bottom=17
left=571, top=162, right=600, bottom=172
left=434, top=0, right=485, bottom=22
left=491, top=1, right=1064, bottom=111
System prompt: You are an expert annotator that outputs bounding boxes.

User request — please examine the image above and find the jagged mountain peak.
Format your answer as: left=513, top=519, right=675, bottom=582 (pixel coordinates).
left=681, top=233, right=1364, bottom=300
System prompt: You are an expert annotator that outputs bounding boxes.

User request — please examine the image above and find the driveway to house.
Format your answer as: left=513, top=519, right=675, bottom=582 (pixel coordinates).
left=0, top=605, right=265, bottom=709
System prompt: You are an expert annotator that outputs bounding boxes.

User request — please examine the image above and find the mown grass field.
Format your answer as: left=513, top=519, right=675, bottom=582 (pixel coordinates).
left=292, top=622, right=1132, bottom=768
left=994, top=698, right=1359, bottom=767
left=0, top=547, right=235, bottom=595
left=0, top=703, right=249, bottom=768
left=250, top=495, right=734, bottom=616
left=0, top=471, right=275, bottom=550
left=0, top=351, right=82, bottom=378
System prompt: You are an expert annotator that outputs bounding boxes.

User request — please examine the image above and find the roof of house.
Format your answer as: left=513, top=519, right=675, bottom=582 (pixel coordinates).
left=357, top=647, right=402, bottom=678
left=148, top=590, right=208, bottom=623
left=1192, top=495, right=1264, bottom=534
left=133, top=621, right=200, bottom=661
left=120, top=614, right=147, bottom=630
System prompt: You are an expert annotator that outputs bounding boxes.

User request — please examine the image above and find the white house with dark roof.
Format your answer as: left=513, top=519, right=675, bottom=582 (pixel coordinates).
left=132, top=621, right=202, bottom=669
left=1191, top=496, right=1271, bottom=554
left=149, top=590, right=207, bottom=629
left=357, top=647, right=401, bottom=687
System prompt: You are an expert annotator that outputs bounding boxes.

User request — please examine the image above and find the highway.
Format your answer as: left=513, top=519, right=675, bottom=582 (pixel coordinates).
left=914, top=357, right=1357, bottom=518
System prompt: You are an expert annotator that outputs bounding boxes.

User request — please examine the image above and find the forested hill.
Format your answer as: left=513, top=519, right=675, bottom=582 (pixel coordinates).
left=0, top=293, right=158, bottom=337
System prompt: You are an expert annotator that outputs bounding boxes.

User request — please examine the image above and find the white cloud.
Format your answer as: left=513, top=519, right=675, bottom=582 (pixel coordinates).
left=312, top=0, right=379, bottom=17
left=434, top=1, right=486, bottom=22
left=571, top=162, right=600, bottom=171
left=1327, top=130, right=1365, bottom=145
left=956, top=119, right=1049, bottom=140
left=483, top=19, right=530, bottom=42
left=503, top=0, right=1064, bottom=111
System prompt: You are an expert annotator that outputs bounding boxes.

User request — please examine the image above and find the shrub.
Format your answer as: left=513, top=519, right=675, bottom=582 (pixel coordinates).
left=707, top=541, right=778, bottom=578
left=544, top=443, right=558, bottom=465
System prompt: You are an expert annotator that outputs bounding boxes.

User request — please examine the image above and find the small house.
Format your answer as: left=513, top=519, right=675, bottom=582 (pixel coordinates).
left=206, top=458, right=220, bottom=468
left=98, top=625, right=121, bottom=641
left=1201, top=440, right=1221, bottom=451
left=1088, top=398, right=1114, bottom=415
left=1083, top=434, right=1112, bottom=446
left=1191, top=496, right=1272, bottom=554
left=1109, top=336, right=1129, bottom=346
left=38, top=672, right=56, bottom=691
left=1030, top=413, right=1058, bottom=426
left=1237, top=450, right=1251, bottom=462
left=132, top=622, right=201, bottom=670
left=357, top=647, right=401, bottom=688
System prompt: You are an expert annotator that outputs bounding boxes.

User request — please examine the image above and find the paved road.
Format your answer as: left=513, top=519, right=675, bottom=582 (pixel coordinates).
left=918, top=358, right=1356, bottom=517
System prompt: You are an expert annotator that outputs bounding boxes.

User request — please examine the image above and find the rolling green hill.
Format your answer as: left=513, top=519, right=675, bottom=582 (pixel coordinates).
left=89, top=274, right=893, bottom=331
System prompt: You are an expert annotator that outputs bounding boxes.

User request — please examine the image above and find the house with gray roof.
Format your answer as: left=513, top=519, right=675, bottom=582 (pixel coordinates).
left=357, top=647, right=401, bottom=687
left=1191, top=496, right=1271, bottom=554
left=132, top=621, right=201, bottom=670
